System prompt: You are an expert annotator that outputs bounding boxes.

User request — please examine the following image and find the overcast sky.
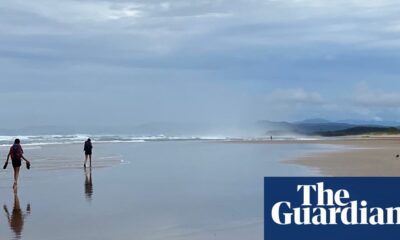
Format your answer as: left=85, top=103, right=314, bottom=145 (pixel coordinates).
left=1, top=0, right=400, bottom=128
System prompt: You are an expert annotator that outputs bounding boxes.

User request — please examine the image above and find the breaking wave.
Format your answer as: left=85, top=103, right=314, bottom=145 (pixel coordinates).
left=0, top=134, right=319, bottom=147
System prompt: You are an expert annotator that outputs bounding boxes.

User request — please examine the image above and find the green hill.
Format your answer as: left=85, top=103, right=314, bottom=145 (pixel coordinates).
left=316, top=126, right=400, bottom=137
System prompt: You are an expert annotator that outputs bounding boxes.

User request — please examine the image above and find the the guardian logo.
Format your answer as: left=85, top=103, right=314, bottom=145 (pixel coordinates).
left=272, top=182, right=400, bottom=225
left=265, top=177, right=400, bottom=240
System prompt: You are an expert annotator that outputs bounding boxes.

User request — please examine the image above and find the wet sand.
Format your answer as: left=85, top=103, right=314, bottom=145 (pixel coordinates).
left=0, top=141, right=329, bottom=240
left=0, top=137, right=394, bottom=239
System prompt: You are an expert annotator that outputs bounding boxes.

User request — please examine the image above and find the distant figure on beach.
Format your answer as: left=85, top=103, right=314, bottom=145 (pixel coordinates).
left=3, top=139, right=31, bottom=189
left=3, top=190, right=31, bottom=240
left=84, top=138, right=93, bottom=168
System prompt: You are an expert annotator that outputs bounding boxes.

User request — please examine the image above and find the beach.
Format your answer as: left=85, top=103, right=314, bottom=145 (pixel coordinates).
left=286, top=136, right=400, bottom=176
left=225, top=135, right=400, bottom=176
left=0, top=136, right=397, bottom=239
left=4, top=0, right=400, bottom=239
left=0, top=139, right=335, bottom=240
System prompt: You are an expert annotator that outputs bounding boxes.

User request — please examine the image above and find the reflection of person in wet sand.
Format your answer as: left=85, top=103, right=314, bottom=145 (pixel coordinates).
left=84, top=168, right=93, bottom=201
left=3, top=191, right=31, bottom=240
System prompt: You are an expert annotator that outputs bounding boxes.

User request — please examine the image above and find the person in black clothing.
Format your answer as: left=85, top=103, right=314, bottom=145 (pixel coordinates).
left=84, top=138, right=93, bottom=168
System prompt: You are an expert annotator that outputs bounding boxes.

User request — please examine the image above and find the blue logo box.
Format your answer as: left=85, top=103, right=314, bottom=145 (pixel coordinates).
left=265, top=177, right=400, bottom=240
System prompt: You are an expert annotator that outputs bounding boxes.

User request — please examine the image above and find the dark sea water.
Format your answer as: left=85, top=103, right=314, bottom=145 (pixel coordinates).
left=0, top=141, right=338, bottom=239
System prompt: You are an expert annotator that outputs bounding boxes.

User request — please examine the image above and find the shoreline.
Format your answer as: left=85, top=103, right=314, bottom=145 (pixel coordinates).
left=4, top=136, right=400, bottom=176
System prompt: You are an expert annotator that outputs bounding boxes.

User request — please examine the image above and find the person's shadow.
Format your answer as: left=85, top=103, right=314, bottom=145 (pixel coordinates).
left=3, top=190, right=31, bottom=240
left=84, top=167, right=94, bottom=201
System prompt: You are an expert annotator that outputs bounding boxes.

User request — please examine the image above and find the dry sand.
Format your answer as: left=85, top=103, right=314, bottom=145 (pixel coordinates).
left=226, top=135, right=400, bottom=176
left=285, top=136, right=400, bottom=176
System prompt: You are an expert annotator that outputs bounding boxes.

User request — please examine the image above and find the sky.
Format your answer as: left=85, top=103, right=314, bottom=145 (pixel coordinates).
left=1, top=0, right=400, bottom=129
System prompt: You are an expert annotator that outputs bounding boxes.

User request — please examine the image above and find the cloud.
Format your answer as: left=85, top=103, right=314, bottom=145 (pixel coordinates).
left=353, top=82, right=400, bottom=108
left=269, top=88, right=324, bottom=105
left=2, top=0, right=400, bottom=127
left=1, top=0, right=400, bottom=73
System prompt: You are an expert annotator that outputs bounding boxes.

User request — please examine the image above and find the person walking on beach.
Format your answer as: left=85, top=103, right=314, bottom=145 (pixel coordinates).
left=84, top=138, right=93, bottom=168
left=3, top=139, right=31, bottom=189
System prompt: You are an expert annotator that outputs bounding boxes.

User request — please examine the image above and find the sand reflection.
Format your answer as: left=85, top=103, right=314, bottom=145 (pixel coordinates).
left=84, top=168, right=93, bottom=201
left=3, top=191, right=31, bottom=240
